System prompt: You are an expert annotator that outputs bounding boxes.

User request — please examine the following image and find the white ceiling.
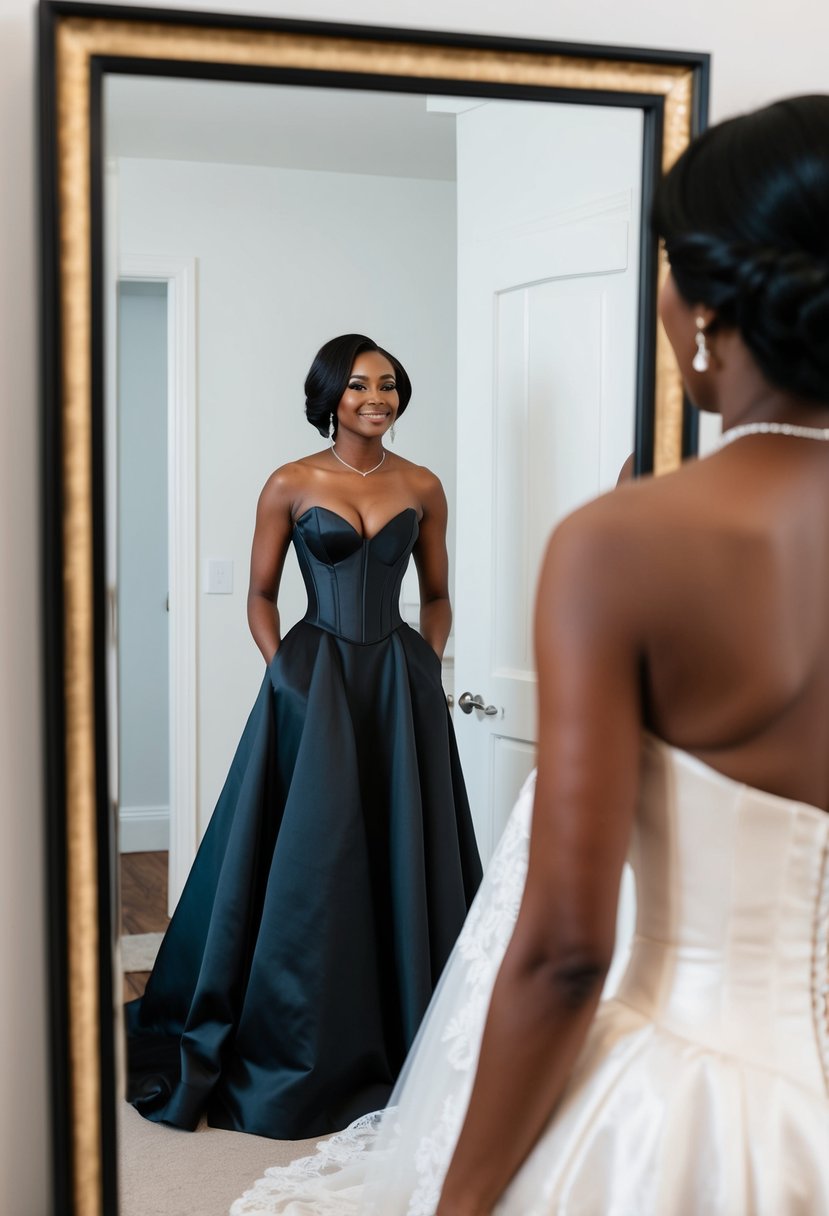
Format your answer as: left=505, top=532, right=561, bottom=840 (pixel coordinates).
left=104, top=76, right=460, bottom=181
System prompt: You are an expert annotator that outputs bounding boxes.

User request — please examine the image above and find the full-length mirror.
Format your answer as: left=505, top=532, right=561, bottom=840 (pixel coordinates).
left=40, top=6, right=708, bottom=1212
left=105, top=74, right=645, bottom=909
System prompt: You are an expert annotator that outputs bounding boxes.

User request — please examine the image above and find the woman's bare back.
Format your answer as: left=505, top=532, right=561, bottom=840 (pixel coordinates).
left=604, top=434, right=829, bottom=809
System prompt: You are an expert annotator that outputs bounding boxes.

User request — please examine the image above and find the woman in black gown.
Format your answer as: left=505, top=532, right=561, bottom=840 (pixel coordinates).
left=125, top=334, right=482, bottom=1140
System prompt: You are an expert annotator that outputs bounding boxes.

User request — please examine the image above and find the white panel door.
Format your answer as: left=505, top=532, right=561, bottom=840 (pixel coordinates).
left=454, top=100, right=643, bottom=863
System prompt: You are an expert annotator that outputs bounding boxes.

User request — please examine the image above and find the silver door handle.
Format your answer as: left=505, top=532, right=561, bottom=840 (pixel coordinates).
left=458, top=691, right=498, bottom=716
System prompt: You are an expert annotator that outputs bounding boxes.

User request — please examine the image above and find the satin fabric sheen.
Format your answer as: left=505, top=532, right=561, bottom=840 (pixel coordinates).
left=232, top=735, right=829, bottom=1215
left=125, top=506, right=482, bottom=1139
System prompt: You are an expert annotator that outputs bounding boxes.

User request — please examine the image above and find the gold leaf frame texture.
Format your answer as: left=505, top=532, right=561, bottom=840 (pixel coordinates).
left=46, top=8, right=705, bottom=1212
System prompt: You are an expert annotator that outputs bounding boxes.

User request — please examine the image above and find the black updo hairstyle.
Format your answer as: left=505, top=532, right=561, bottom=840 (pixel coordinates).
left=304, top=333, right=413, bottom=438
left=652, top=94, right=829, bottom=403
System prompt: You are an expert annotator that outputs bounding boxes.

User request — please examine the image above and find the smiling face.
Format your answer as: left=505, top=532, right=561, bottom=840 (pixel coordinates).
left=335, top=350, right=399, bottom=439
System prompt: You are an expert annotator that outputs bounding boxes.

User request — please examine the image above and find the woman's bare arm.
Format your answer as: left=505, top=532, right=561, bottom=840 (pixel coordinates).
left=436, top=505, right=644, bottom=1216
left=412, top=472, right=452, bottom=660
left=246, top=470, right=296, bottom=663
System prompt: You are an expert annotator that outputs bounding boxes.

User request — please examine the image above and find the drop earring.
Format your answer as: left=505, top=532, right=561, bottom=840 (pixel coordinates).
left=692, top=317, right=710, bottom=373
left=390, top=421, right=396, bottom=443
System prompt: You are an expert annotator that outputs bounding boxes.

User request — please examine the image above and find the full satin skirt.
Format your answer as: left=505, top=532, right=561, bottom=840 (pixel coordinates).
left=126, top=620, right=481, bottom=1140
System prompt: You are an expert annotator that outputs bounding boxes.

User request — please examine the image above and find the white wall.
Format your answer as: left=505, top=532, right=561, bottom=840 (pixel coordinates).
left=3, top=1, right=829, bottom=1212
left=117, top=156, right=456, bottom=832
left=1, top=2, right=50, bottom=1211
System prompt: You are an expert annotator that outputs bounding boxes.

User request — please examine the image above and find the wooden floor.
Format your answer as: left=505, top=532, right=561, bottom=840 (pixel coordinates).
left=121, top=851, right=170, bottom=1001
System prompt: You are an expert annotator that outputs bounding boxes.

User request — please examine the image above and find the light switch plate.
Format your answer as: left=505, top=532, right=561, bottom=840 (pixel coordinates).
left=205, top=559, right=233, bottom=594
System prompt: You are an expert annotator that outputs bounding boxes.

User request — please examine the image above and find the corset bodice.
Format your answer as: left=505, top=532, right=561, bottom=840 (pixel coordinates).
left=617, top=735, right=829, bottom=1095
left=292, top=506, right=418, bottom=644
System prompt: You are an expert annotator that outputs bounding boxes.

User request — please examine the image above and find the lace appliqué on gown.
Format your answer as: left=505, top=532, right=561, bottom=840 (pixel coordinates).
left=230, top=1112, right=381, bottom=1215
left=231, top=772, right=535, bottom=1216
left=407, top=784, right=533, bottom=1214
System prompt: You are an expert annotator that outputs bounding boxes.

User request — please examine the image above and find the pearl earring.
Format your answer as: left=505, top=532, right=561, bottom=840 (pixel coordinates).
left=692, top=317, right=710, bottom=373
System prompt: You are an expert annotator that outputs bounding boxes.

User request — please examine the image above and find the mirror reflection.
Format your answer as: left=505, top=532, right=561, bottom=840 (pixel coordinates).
left=105, top=74, right=641, bottom=1211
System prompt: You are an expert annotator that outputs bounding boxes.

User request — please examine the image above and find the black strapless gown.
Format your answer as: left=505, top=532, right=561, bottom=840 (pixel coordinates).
left=125, top=506, right=482, bottom=1140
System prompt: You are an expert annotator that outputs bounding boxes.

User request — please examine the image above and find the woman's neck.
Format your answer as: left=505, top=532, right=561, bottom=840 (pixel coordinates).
left=710, top=336, right=829, bottom=432
left=330, top=431, right=385, bottom=471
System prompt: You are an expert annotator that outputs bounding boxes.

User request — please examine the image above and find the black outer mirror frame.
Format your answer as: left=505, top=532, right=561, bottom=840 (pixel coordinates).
left=39, top=3, right=709, bottom=1211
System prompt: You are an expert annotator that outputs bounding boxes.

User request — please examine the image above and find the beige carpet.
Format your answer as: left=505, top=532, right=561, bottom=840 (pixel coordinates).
left=121, top=932, right=164, bottom=972
left=118, top=1103, right=325, bottom=1215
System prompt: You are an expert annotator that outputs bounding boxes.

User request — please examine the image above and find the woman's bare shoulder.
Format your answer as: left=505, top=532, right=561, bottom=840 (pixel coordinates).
left=577, top=455, right=727, bottom=539
left=391, top=453, right=441, bottom=481
left=542, top=457, right=730, bottom=609
left=392, top=456, right=445, bottom=504
left=258, top=454, right=328, bottom=511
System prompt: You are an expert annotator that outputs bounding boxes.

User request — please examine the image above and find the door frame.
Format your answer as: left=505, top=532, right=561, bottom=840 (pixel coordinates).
left=115, top=253, right=198, bottom=915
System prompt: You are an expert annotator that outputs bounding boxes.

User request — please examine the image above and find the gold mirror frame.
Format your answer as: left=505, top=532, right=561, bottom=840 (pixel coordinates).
left=39, top=4, right=708, bottom=1211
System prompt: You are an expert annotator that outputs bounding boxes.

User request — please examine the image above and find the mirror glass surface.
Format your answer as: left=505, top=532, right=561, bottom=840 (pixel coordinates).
left=104, top=72, right=643, bottom=1205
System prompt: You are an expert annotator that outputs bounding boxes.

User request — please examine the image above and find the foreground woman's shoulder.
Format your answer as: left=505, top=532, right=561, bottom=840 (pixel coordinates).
left=567, top=456, right=718, bottom=541
left=542, top=459, right=717, bottom=605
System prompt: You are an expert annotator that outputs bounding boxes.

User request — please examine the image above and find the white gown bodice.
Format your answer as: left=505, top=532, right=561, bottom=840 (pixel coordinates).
left=620, top=736, right=829, bottom=1095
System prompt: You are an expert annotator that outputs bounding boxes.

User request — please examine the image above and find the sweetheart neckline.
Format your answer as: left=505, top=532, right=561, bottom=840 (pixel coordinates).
left=294, top=504, right=419, bottom=542
left=644, top=730, right=828, bottom=821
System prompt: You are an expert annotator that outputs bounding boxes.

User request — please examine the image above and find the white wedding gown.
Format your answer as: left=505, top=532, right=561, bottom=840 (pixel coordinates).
left=231, top=733, right=829, bottom=1215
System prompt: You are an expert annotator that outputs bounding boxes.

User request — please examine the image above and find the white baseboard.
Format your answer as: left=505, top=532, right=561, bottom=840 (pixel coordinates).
left=119, top=804, right=170, bottom=853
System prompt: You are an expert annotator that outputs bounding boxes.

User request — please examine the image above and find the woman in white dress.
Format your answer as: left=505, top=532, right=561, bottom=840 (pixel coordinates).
left=233, top=93, right=829, bottom=1216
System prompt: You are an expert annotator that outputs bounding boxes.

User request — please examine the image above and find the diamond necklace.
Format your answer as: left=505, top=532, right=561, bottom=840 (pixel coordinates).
left=330, top=442, right=387, bottom=477
left=719, top=421, right=829, bottom=448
